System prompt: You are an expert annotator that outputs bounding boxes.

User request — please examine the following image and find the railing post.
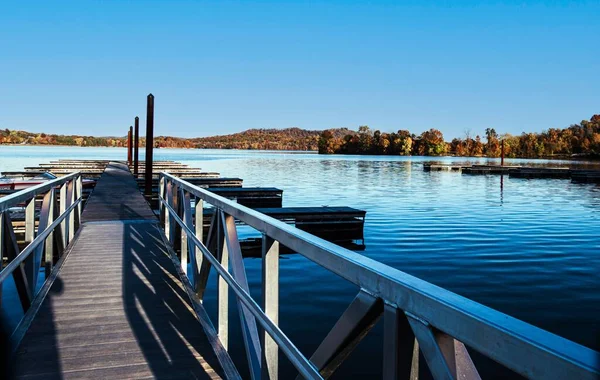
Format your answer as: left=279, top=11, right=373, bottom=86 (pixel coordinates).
left=216, top=211, right=229, bottom=350
left=195, top=198, right=204, bottom=246
left=75, top=175, right=82, bottom=227
left=164, top=179, right=172, bottom=241
left=24, top=198, right=35, bottom=244
left=262, top=235, right=279, bottom=380
left=383, top=305, right=418, bottom=379
left=194, top=199, right=213, bottom=299
left=194, top=197, right=204, bottom=289
left=35, top=189, right=59, bottom=281
left=67, top=178, right=75, bottom=243
left=173, top=183, right=181, bottom=253
left=159, top=175, right=165, bottom=226
left=170, top=183, right=179, bottom=246
left=144, top=93, right=154, bottom=196
left=180, top=188, right=190, bottom=276
left=134, top=116, right=140, bottom=175
left=59, top=183, right=67, bottom=247
left=44, top=190, right=56, bottom=277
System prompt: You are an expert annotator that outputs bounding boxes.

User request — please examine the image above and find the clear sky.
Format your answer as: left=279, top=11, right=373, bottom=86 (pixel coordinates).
left=1, top=1, right=598, bottom=139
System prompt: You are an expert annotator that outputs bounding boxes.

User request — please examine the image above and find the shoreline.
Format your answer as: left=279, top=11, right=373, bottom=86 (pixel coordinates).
left=0, top=144, right=126, bottom=148
left=0, top=144, right=319, bottom=153
left=0, top=144, right=597, bottom=161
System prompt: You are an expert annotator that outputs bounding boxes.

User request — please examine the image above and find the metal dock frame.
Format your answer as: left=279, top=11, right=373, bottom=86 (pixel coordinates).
left=159, top=172, right=600, bottom=380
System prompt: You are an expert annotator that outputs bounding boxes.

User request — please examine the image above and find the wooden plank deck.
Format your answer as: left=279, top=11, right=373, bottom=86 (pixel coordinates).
left=82, top=163, right=157, bottom=222
left=13, top=162, right=231, bottom=379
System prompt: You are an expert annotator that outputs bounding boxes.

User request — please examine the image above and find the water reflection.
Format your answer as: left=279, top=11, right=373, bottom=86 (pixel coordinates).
left=500, top=174, right=504, bottom=203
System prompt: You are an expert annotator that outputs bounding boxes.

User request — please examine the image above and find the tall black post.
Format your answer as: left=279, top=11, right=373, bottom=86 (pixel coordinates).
left=145, top=94, right=154, bottom=196
left=134, top=116, right=140, bottom=175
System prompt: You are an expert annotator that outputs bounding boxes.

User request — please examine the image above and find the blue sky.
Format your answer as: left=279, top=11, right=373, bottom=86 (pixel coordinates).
left=1, top=0, right=598, bottom=139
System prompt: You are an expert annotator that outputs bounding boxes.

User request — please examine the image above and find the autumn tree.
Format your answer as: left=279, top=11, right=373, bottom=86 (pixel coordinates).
left=357, top=126, right=373, bottom=153
left=318, top=130, right=342, bottom=154
left=484, top=128, right=500, bottom=157
left=417, top=129, right=447, bottom=156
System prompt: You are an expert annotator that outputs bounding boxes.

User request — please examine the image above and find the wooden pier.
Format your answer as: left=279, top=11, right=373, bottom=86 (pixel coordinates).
left=11, top=162, right=233, bottom=379
left=423, top=163, right=600, bottom=182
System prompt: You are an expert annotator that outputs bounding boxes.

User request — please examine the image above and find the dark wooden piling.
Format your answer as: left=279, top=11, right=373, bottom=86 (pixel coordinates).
left=501, top=140, right=505, bottom=166
left=127, top=126, right=133, bottom=164
left=145, top=94, right=154, bottom=196
left=134, top=116, right=139, bottom=175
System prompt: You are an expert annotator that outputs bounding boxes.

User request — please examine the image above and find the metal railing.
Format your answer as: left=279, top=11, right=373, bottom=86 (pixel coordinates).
left=0, top=172, right=83, bottom=340
left=159, top=172, right=599, bottom=380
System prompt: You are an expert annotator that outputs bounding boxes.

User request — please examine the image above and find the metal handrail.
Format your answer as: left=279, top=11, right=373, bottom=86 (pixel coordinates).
left=0, top=172, right=83, bottom=317
left=159, top=201, right=321, bottom=379
left=0, top=199, right=80, bottom=285
left=160, top=171, right=600, bottom=379
left=0, top=172, right=80, bottom=212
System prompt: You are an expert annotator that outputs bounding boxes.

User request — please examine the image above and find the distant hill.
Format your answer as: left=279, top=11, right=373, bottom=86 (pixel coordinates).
left=0, top=127, right=353, bottom=151
left=191, top=127, right=353, bottom=150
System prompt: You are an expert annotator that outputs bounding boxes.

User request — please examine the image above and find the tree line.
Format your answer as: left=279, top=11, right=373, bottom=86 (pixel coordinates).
left=3, top=114, right=600, bottom=158
left=319, top=114, right=600, bottom=158
left=0, top=129, right=201, bottom=148
left=0, top=127, right=346, bottom=150
left=0, top=129, right=130, bottom=147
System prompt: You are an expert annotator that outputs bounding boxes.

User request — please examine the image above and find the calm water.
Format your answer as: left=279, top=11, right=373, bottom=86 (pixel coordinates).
left=1, top=146, right=599, bottom=378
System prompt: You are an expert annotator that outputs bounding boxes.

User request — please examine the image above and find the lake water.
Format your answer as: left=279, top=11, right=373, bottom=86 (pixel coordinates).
left=1, top=146, right=599, bottom=378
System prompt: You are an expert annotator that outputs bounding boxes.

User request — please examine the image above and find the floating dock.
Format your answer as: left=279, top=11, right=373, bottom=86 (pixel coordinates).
left=567, top=170, right=600, bottom=183
left=424, top=163, right=600, bottom=182
left=423, top=164, right=463, bottom=172
left=200, top=206, right=365, bottom=248
left=16, top=160, right=216, bottom=179
left=462, top=165, right=519, bottom=175
left=509, top=167, right=572, bottom=179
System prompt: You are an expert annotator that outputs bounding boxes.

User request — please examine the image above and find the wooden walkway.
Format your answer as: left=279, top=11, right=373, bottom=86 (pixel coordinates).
left=82, top=162, right=157, bottom=222
left=13, top=163, right=228, bottom=379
